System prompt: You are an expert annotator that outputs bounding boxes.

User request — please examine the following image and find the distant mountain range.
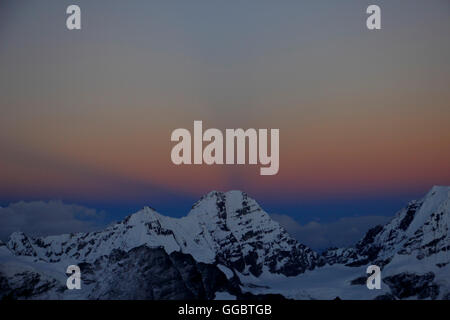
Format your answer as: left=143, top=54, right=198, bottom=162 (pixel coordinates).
left=1, top=186, right=449, bottom=300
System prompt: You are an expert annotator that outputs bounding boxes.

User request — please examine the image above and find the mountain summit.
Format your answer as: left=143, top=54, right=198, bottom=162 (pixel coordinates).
left=324, top=186, right=450, bottom=268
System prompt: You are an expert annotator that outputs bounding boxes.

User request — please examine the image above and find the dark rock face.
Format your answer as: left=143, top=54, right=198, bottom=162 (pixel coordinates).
left=383, top=272, right=440, bottom=300
left=266, top=243, right=319, bottom=276
left=0, top=244, right=283, bottom=300
left=320, top=247, right=358, bottom=266
left=353, top=225, right=384, bottom=264
left=399, top=203, right=420, bottom=231
left=85, top=246, right=238, bottom=300
left=0, top=270, right=64, bottom=300
left=400, top=210, right=449, bottom=261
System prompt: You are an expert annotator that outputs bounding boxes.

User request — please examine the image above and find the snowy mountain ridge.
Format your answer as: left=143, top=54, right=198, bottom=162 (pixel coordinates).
left=323, top=186, right=450, bottom=269
left=1, top=186, right=449, bottom=300
left=5, top=190, right=318, bottom=277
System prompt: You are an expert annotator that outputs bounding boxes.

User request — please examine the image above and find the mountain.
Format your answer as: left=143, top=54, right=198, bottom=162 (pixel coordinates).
left=322, top=186, right=450, bottom=267
left=252, top=185, right=449, bottom=300
left=320, top=185, right=450, bottom=299
left=1, top=187, right=449, bottom=300
left=5, top=191, right=319, bottom=277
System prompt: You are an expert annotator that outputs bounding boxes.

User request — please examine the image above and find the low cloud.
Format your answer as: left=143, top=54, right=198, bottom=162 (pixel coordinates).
left=0, top=200, right=105, bottom=241
left=271, top=214, right=391, bottom=251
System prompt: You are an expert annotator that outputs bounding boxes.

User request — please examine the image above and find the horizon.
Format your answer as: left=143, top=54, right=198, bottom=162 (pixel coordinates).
left=1, top=185, right=446, bottom=251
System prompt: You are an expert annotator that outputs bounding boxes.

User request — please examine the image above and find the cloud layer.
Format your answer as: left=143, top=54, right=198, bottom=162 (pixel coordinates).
left=0, top=200, right=105, bottom=240
left=271, top=213, right=391, bottom=251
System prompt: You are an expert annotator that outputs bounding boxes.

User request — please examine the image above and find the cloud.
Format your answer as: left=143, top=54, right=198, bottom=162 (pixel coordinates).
left=0, top=200, right=106, bottom=241
left=270, top=213, right=391, bottom=251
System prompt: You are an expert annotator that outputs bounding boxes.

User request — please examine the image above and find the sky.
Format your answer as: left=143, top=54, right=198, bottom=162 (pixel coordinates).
left=0, top=1, right=449, bottom=249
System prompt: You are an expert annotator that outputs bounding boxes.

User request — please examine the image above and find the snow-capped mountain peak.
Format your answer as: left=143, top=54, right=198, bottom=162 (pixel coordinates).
left=324, top=185, right=450, bottom=269
left=185, top=190, right=319, bottom=276
left=188, top=190, right=255, bottom=219
left=5, top=190, right=319, bottom=277
left=405, top=185, right=449, bottom=235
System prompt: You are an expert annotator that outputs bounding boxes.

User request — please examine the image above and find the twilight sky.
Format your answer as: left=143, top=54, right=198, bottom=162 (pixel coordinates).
left=0, top=1, right=449, bottom=247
